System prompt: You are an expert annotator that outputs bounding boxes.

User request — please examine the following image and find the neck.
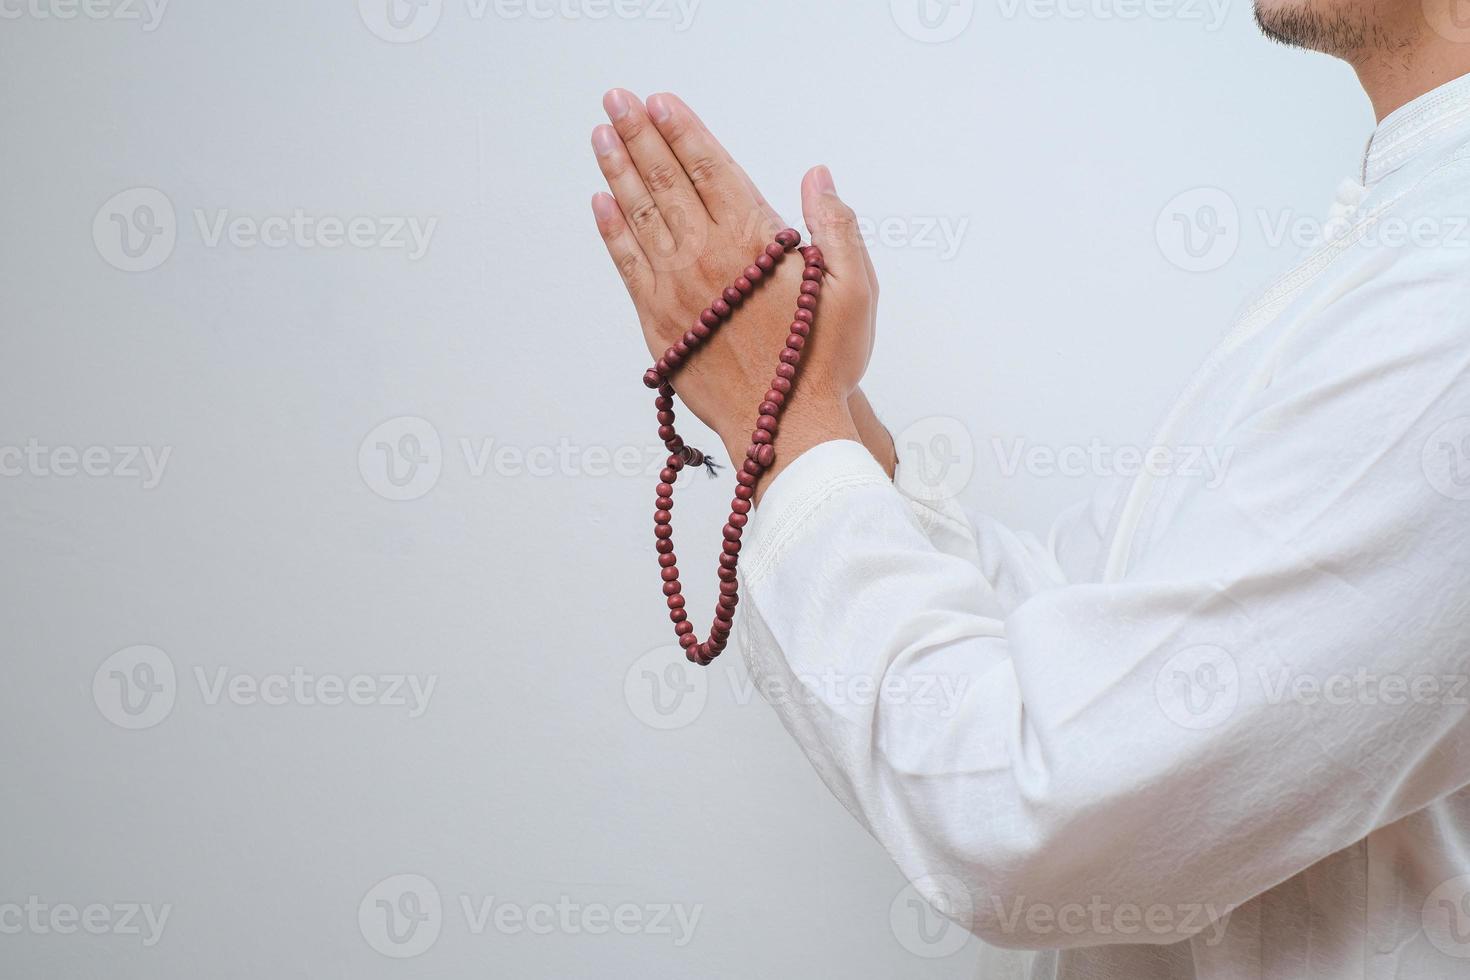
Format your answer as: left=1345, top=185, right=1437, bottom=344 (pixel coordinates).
left=1350, top=30, right=1470, bottom=121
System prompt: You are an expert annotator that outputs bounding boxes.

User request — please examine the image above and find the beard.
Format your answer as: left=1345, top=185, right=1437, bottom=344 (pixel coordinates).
left=1253, top=0, right=1376, bottom=58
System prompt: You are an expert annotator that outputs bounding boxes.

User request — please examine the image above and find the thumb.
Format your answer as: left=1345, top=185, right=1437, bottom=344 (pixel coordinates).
left=801, top=165, right=870, bottom=284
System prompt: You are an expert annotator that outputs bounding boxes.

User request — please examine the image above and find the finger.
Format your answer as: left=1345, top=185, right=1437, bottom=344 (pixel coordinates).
left=592, top=124, right=675, bottom=262
left=801, top=165, right=873, bottom=288
left=603, top=88, right=710, bottom=235
left=591, top=191, right=651, bottom=299
left=646, top=92, right=765, bottom=227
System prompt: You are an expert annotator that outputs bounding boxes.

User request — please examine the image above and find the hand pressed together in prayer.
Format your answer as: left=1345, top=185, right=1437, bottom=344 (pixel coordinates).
left=589, top=89, right=893, bottom=497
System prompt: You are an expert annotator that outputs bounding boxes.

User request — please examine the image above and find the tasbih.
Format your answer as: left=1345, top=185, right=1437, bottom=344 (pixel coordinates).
left=642, top=227, right=823, bottom=666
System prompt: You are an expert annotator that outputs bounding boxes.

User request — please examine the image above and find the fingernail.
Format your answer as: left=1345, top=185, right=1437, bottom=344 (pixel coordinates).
left=603, top=89, right=631, bottom=121
left=812, top=165, right=836, bottom=195
left=647, top=93, right=672, bottom=124
left=592, top=125, right=618, bottom=157
left=591, top=192, right=617, bottom=220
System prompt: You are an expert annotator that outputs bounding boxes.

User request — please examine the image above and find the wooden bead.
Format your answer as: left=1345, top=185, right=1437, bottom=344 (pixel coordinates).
left=757, top=414, right=778, bottom=432
left=786, top=334, right=805, bottom=351
left=700, top=309, right=721, bottom=327
left=765, top=243, right=784, bottom=259
left=744, top=264, right=764, bottom=282
left=723, top=287, right=743, bottom=305
left=779, top=348, right=801, bottom=366
left=776, top=363, right=797, bottom=380
left=797, top=294, right=817, bottom=311
left=735, top=276, right=753, bottom=294
left=643, top=369, right=663, bottom=388
left=794, top=308, right=814, bottom=324
left=776, top=228, right=801, bottom=249
left=755, top=444, right=775, bottom=467
left=756, top=253, right=775, bottom=272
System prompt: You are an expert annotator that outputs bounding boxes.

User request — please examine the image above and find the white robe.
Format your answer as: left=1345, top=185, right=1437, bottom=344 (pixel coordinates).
left=735, top=72, right=1470, bottom=979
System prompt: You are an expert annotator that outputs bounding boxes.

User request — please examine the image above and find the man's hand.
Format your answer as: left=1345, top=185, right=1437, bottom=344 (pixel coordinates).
left=589, top=89, right=885, bottom=496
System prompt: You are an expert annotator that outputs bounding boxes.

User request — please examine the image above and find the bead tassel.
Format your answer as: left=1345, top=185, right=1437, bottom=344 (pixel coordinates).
left=643, top=228, right=822, bottom=666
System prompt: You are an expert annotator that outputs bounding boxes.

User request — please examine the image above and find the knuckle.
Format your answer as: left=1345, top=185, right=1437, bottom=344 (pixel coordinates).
left=616, top=251, right=644, bottom=285
left=645, top=161, right=680, bottom=194
left=685, top=155, right=721, bottom=187
left=629, top=198, right=661, bottom=231
left=618, top=116, right=649, bottom=145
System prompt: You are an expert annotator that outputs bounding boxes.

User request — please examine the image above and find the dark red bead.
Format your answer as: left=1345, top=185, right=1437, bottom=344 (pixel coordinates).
left=757, top=414, right=778, bottom=432
left=797, top=294, right=817, bottom=311
left=655, top=525, right=672, bottom=540
left=723, top=287, right=743, bottom=305
left=803, top=266, right=823, bottom=281
left=679, top=633, right=698, bottom=649
left=643, top=369, right=663, bottom=388
left=659, top=552, right=677, bottom=567
left=670, top=608, right=687, bottom=624
left=787, top=334, right=805, bottom=351
left=800, top=245, right=823, bottom=264
left=656, top=496, right=672, bottom=509
left=658, top=425, right=675, bottom=441
left=756, top=253, right=775, bottom=272
left=657, top=410, right=675, bottom=425
left=660, top=467, right=677, bottom=483
left=780, top=348, right=801, bottom=366
left=661, top=566, right=680, bottom=582
left=731, top=498, right=751, bottom=515
left=764, top=389, right=785, bottom=406
left=719, top=552, right=739, bottom=568
left=736, top=469, right=756, bottom=487
left=683, top=330, right=700, bottom=347
left=664, top=349, right=684, bottom=369
left=800, top=281, right=821, bottom=297
left=654, top=509, right=671, bottom=523
left=735, top=276, right=753, bottom=294
left=744, top=264, right=764, bottom=282
left=723, top=540, right=741, bottom=555
left=776, top=228, right=801, bottom=249
left=691, top=323, right=711, bottom=340
left=663, top=581, right=682, bottom=597
left=794, top=308, right=814, bottom=324
left=667, top=594, right=685, bottom=609
left=755, top=444, right=776, bottom=467
left=765, top=243, right=784, bottom=259
left=790, top=321, right=810, bottom=337
left=700, top=309, right=721, bottom=328
left=714, top=617, right=733, bottom=633
left=720, top=578, right=739, bottom=594
left=718, top=566, right=737, bottom=582
left=751, top=429, right=771, bottom=445
left=729, top=512, right=748, bottom=528
left=771, top=377, right=792, bottom=394
left=674, top=620, right=693, bottom=636
left=735, top=484, right=753, bottom=501
left=776, top=363, right=797, bottom=380
left=656, top=538, right=674, bottom=554
left=712, top=299, right=732, bottom=318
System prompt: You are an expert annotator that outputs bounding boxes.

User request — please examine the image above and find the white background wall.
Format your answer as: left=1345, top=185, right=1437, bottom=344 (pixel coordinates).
left=0, top=1, right=1370, bottom=976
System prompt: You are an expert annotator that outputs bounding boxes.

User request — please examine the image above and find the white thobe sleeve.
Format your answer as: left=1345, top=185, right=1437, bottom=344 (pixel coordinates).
left=735, top=268, right=1470, bottom=949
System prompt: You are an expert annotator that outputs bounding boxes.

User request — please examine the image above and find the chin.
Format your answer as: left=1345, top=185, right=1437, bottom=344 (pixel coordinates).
left=1253, top=0, right=1372, bottom=58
